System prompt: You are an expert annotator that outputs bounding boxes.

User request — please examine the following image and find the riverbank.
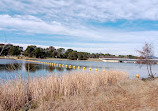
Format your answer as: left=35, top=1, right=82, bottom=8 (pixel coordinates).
left=0, top=71, right=157, bottom=111
left=0, top=56, right=102, bottom=62
left=43, top=58, right=102, bottom=62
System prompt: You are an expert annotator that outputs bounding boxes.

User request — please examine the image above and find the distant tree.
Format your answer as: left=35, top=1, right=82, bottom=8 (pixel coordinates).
left=95, top=53, right=100, bottom=58
left=0, top=47, right=4, bottom=56
left=83, top=53, right=88, bottom=60
left=90, top=53, right=97, bottom=58
left=86, top=53, right=90, bottom=58
left=105, top=53, right=111, bottom=56
left=9, top=46, right=22, bottom=56
left=0, top=44, right=5, bottom=56
left=78, top=52, right=88, bottom=60
left=127, top=55, right=136, bottom=59
left=34, top=47, right=45, bottom=58
left=45, top=46, right=56, bottom=58
left=45, top=50, right=51, bottom=58
left=68, top=51, right=78, bottom=60
left=64, top=49, right=73, bottom=58
left=118, top=55, right=125, bottom=58
left=99, top=53, right=105, bottom=58
left=104, top=53, right=116, bottom=58
left=137, top=43, right=155, bottom=78
left=48, top=46, right=55, bottom=52
left=0, top=44, right=13, bottom=56
left=78, top=52, right=83, bottom=60
left=57, top=48, right=65, bottom=58
left=24, top=45, right=37, bottom=57
left=52, top=50, right=58, bottom=58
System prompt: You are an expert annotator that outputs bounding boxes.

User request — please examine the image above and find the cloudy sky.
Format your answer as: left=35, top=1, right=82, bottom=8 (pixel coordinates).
left=0, top=0, right=158, bottom=56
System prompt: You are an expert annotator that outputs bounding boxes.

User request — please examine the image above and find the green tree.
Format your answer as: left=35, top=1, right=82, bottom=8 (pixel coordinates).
left=52, top=50, right=58, bottom=58
left=83, top=53, right=88, bottom=60
left=9, top=46, right=22, bottom=56
left=34, top=47, right=45, bottom=58
left=68, top=51, right=78, bottom=60
left=78, top=52, right=88, bottom=60
left=127, top=55, right=136, bottom=59
left=89, top=53, right=97, bottom=58
left=64, top=49, right=73, bottom=58
left=24, top=45, right=37, bottom=57
left=118, top=55, right=125, bottom=58
left=45, top=46, right=56, bottom=58
left=0, top=44, right=13, bottom=56
left=57, top=48, right=65, bottom=58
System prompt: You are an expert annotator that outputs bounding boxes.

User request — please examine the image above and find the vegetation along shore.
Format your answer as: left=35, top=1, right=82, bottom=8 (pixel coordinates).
left=0, top=43, right=138, bottom=60
left=0, top=71, right=158, bottom=111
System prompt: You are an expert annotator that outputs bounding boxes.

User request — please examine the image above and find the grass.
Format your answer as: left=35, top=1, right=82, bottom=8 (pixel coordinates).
left=0, top=71, right=157, bottom=111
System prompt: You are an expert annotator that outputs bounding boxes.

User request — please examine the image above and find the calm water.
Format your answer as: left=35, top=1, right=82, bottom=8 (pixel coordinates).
left=0, top=59, right=158, bottom=80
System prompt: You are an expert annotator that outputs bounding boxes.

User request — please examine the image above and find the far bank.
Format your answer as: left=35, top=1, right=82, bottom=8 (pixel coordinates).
left=0, top=56, right=102, bottom=62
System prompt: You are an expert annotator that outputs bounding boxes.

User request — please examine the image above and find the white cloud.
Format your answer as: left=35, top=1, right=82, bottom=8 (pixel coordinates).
left=0, top=14, right=105, bottom=40
left=1, top=0, right=158, bottom=21
left=0, top=14, right=158, bottom=42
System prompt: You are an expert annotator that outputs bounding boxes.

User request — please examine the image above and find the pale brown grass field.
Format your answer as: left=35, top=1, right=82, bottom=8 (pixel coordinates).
left=0, top=71, right=157, bottom=111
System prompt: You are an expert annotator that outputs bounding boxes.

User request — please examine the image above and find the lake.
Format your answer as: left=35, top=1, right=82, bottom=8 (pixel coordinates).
left=0, top=59, right=158, bottom=80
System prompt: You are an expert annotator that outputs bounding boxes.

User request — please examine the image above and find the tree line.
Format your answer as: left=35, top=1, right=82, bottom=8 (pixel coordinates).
left=0, top=44, right=138, bottom=60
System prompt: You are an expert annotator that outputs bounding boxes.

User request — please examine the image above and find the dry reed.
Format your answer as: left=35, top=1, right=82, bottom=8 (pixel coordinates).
left=0, top=71, right=157, bottom=111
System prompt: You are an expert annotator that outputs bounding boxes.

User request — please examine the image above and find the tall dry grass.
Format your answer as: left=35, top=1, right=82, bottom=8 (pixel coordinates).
left=44, top=78, right=157, bottom=111
left=0, top=71, right=157, bottom=111
left=0, top=71, right=126, bottom=111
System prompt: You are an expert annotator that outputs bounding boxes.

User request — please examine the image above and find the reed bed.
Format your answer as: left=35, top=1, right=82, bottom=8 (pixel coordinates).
left=0, top=71, right=157, bottom=111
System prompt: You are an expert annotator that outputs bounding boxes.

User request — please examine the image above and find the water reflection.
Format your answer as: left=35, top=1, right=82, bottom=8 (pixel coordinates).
left=0, top=63, right=68, bottom=73
left=25, top=63, right=42, bottom=72
left=56, top=67, right=64, bottom=71
left=45, top=65, right=55, bottom=72
left=65, top=68, right=73, bottom=71
left=0, top=63, right=22, bottom=72
left=0, top=59, right=158, bottom=79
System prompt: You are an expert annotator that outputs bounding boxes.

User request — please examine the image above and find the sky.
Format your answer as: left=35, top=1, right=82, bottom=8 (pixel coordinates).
left=0, top=0, right=158, bottom=56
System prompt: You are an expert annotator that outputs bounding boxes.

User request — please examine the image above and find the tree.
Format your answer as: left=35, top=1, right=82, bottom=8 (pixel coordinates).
left=68, top=51, right=78, bottom=60
left=47, top=46, right=55, bottom=52
left=34, top=47, right=45, bottom=58
left=118, top=55, right=125, bottom=58
left=78, top=52, right=88, bottom=60
left=0, top=47, right=4, bottom=56
left=24, top=45, right=37, bottom=57
left=83, top=53, right=88, bottom=60
left=89, top=53, right=97, bottom=58
left=64, top=49, right=73, bottom=58
left=52, top=50, right=58, bottom=58
left=45, top=46, right=56, bottom=58
left=9, top=46, right=22, bottom=56
left=0, top=44, right=13, bottom=56
left=137, top=43, right=155, bottom=78
left=0, top=44, right=5, bottom=56
left=57, top=48, right=65, bottom=58
left=127, top=55, right=137, bottom=59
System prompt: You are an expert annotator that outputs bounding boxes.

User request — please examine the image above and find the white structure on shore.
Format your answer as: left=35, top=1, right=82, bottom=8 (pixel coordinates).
left=100, top=58, right=158, bottom=64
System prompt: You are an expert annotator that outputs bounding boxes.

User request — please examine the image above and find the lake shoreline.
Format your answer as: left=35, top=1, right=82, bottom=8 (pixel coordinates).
left=0, top=56, right=102, bottom=62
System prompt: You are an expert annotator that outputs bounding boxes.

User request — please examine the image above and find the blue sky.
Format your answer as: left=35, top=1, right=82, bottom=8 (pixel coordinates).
left=0, top=0, right=158, bottom=56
